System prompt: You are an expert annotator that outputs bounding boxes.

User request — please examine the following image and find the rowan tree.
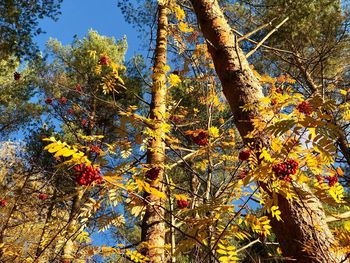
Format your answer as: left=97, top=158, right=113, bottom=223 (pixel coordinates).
left=2, top=1, right=350, bottom=263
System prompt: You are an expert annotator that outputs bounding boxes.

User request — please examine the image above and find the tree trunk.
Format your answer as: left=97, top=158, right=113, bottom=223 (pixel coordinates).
left=62, top=189, right=84, bottom=261
left=141, top=3, right=168, bottom=263
left=190, top=0, right=346, bottom=262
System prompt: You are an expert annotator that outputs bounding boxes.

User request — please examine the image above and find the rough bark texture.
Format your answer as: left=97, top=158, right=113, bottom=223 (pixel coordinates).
left=190, top=0, right=346, bottom=262
left=62, top=189, right=84, bottom=261
left=140, top=4, right=168, bottom=263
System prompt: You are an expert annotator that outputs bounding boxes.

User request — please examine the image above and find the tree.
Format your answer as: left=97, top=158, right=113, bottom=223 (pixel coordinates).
left=189, top=0, right=346, bottom=261
left=0, top=58, right=41, bottom=137
left=0, top=0, right=62, bottom=60
left=2, top=1, right=350, bottom=262
left=140, top=2, right=168, bottom=262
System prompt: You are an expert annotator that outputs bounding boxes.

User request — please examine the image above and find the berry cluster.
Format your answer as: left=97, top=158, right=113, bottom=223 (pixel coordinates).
left=238, top=170, right=248, bottom=180
left=89, top=145, right=101, bottom=155
left=82, top=119, right=88, bottom=127
left=239, top=149, right=251, bottom=161
left=38, top=193, right=48, bottom=200
left=177, top=199, right=188, bottom=209
left=326, top=176, right=338, bottom=187
left=73, top=164, right=102, bottom=186
left=315, top=175, right=323, bottom=182
left=67, top=108, right=75, bottom=115
left=271, top=99, right=277, bottom=106
left=45, top=97, right=53, bottom=105
left=60, top=96, right=67, bottom=104
left=0, top=200, right=7, bottom=207
left=145, top=167, right=161, bottom=181
left=75, top=84, right=82, bottom=93
left=191, top=130, right=208, bottom=146
left=297, top=101, right=313, bottom=115
left=14, top=72, right=21, bottom=81
left=275, top=88, right=283, bottom=94
left=272, top=159, right=298, bottom=181
left=99, top=55, right=109, bottom=65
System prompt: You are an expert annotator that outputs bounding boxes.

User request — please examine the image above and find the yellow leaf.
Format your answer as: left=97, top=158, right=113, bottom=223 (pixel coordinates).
left=344, top=221, right=350, bottom=232
left=209, top=126, right=220, bottom=138
left=174, top=5, right=185, bottom=20
left=168, top=73, right=181, bottom=87
left=178, top=22, right=193, bottom=33
left=340, top=89, right=347, bottom=96
left=149, top=187, right=166, bottom=199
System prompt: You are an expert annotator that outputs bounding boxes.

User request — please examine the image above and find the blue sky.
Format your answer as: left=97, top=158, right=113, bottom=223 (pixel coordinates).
left=35, top=0, right=141, bottom=59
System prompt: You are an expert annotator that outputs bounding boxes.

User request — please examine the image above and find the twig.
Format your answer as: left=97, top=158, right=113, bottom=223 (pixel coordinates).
left=246, top=17, right=289, bottom=58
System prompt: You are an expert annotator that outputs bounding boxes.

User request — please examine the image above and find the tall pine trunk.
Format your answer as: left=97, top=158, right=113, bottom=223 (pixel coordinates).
left=141, top=3, right=168, bottom=262
left=190, top=0, right=346, bottom=262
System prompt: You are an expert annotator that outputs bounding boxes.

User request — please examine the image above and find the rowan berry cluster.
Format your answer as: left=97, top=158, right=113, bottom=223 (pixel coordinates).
left=38, top=193, right=48, bottom=200
left=82, top=119, right=88, bottom=127
left=177, top=199, right=188, bottom=209
left=45, top=97, right=53, bottom=105
left=297, top=101, right=313, bottom=115
left=73, top=164, right=102, bottom=186
left=239, top=149, right=251, bottom=161
left=326, top=176, right=338, bottom=187
left=238, top=170, right=248, bottom=180
left=89, top=145, right=101, bottom=155
left=99, top=55, right=109, bottom=65
left=67, top=108, right=74, bottom=115
left=14, top=72, right=21, bottom=81
left=272, top=159, right=298, bottom=181
left=191, top=130, right=208, bottom=146
left=145, top=167, right=161, bottom=181
left=59, top=96, right=67, bottom=104
left=0, top=200, right=7, bottom=207
left=75, top=84, right=82, bottom=93
left=316, top=175, right=323, bottom=182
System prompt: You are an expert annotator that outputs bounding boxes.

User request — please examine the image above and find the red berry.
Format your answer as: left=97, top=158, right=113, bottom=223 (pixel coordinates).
left=67, top=108, right=74, bottom=115
left=14, top=72, right=21, bottom=81
left=316, top=175, right=323, bottom=182
left=239, top=149, right=251, bottom=161
left=73, top=164, right=102, bottom=186
left=0, top=200, right=7, bottom=207
left=99, top=55, right=109, bottom=65
left=191, top=130, right=208, bottom=146
left=82, top=119, right=88, bottom=127
left=45, top=98, right=53, bottom=105
left=75, top=84, right=82, bottom=93
left=271, top=99, right=277, bottom=106
left=59, top=96, right=67, bottom=104
left=145, top=167, right=161, bottom=181
left=275, top=88, right=283, bottom=94
left=326, top=176, right=338, bottom=187
left=238, top=170, right=248, bottom=180
left=272, top=159, right=298, bottom=181
left=297, top=101, right=313, bottom=115
left=177, top=199, right=188, bottom=209
left=38, top=193, right=48, bottom=200
left=89, top=145, right=101, bottom=155
left=284, top=176, right=292, bottom=182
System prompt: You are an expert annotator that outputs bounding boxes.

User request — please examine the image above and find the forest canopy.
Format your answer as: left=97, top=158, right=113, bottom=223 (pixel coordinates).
left=1, top=1, right=350, bottom=262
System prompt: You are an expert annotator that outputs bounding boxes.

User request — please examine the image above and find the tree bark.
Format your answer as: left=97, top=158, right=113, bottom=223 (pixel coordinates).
left=62, top=189, right=84, bottom=261
left=190, top=0, right=346, bottom=262
left=141, top=3, right=168, bottom=263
